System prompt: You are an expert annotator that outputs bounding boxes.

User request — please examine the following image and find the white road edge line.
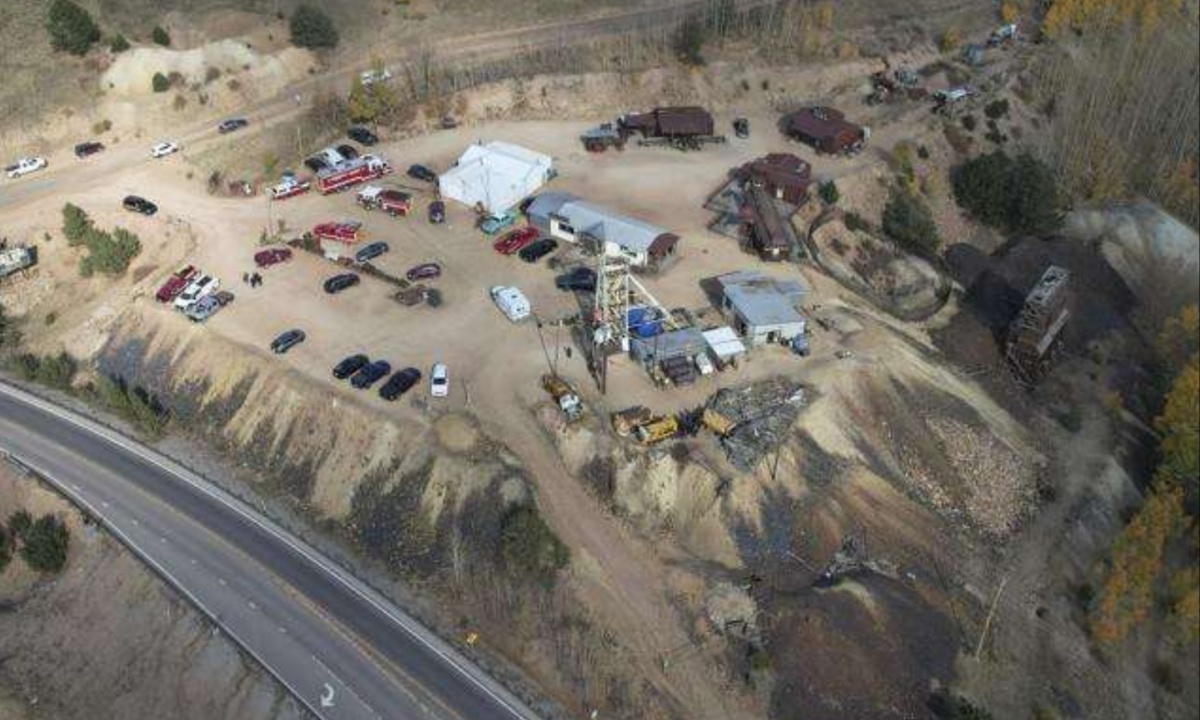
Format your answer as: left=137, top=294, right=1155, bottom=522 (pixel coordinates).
left=0, top=381, right=539, bottom=720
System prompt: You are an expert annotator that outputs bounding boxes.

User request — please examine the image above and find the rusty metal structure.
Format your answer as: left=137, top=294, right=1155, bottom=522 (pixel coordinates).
left=1006, top=265, right=1070, bottom=384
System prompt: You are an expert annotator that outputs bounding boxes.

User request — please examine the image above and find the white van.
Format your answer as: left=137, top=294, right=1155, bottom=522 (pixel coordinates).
left=489, top=286, right=530, bottom=322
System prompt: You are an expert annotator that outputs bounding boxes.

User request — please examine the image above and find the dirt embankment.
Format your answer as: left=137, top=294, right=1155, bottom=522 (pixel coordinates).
left=0, top=461, right=307, bottom=720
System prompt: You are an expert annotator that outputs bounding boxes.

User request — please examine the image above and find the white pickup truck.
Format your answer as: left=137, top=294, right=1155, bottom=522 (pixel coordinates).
left=5, top=157, right=47, bottom=179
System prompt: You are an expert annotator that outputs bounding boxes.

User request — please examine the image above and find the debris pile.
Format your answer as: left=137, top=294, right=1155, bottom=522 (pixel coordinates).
left=703, top=378, right=806, bottom=471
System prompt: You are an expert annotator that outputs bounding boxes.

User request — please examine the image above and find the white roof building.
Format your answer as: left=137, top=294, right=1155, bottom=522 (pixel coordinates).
left=438, top=142, right=553, bottom=215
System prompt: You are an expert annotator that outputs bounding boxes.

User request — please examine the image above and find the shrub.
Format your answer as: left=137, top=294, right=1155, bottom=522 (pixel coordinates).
left=152, top=72, right=170, bottom=93
left=204, top=66, right=221, bottom=83
left=8, top=511, right=32, bottom=541
left=674, top=14, right=707, bottom=66
left=844, top=211, right=870, bottom=232
left=962, top=114, right=977, bottom=132
left=46, top=0, right=100, bottom=56
left=61, top=202, right=92, bottom=244
left=151, top=25, right=170, bottom=47
left=929, top=690, right=994, bottom=720
left=951, top=151, right=1061, bottom=237
left=984, top=98, right=1010, bottom=119
left=20, top=515, right=70, bottom=573
left=500, top=506, right=569, bottom=584
left=80, top=226, right=141, bottom=277
left=882, top=189, right=941, bottom=257
left=938, top=27, right=962, bottom=52
left=13, top=352, right=78, bottom=390
left=290, top=5, right=339, bottom=49
left=0, top=302, right=19, bottom=349
left=91, top=118, right=112, bottom=134
left=109, top=34, right=130, bottom=53
left=0, top=524, right=9, bottom=573
left=818, top=180, right=840, bottom=205
left=93, top=376, right=168, bottom=437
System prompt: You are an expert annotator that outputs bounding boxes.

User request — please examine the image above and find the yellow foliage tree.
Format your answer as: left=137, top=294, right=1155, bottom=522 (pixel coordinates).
left=1042, top=0, right=1184, bottom=37
left=1155, top=355, right=1200, bottom=503
left=1157, top=304, right=1200, bottom=374
left=1090, top=485, right=1190, bottom=645
left=1000, top=1, right=1020, bottom=23
left=938, top=27, right=962, bottom=52
left=1169, top=566, right=1200, bottom=643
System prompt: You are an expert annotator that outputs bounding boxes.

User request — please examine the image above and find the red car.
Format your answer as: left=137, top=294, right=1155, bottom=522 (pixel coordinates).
left=313, top=221, right=363, bottom=244
left=155, top=265, right=197, bottom=303
left=493, top=226, right=539, bottom=255
left=254, top=247, right=293, bottom=268
left=406, top=263, right=441, bottom=281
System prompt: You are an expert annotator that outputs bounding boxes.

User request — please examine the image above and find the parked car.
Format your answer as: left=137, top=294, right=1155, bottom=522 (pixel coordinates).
left=150, top=141, right=180, bottom=158
left=351, top=360, right=391, bottom=389
left=493, top=226, right=539, bottom=255
left=336, top=144, right=359, bottom=160
left=518, top=238, right=558, bottom=263
left=323, top=273, right=361, bottom=294
left=360, top=68, right=393, bottom=86
left=407, top=164, right=437, bottom=183
left=74, top=141, right=104, bottom=158
left=555, top=267, right=596, bottom=292
left=479, top=210, right=518, bottom=235
left=405, top=263, right=441, bottom=281
left=304, top=156, right=329, bottom=174
left=355, top=242, right=389, bottom=264
left=174, top=274, right=219, bottom=310
left=379, top=367, right=421, bottom=401
left=333, top=354, right=370, bottom=380
left=218, top=118, right=249, bottom=134
left=430, top=363, right=449, bottom=398
left=490, top=285, right=530, bottom=322
left=733, top=118, right=750, bottom=138
left=270, top=329, right=306, bottom=354
left=155, top=265, right=197, bottom=303
left=184, top=295, right=222, bottom=322
left=254, top=247, right=292, bottom=268
left=347, top=126, right=379, bottom=146
left=122, top=195, right=158, bottom=216
left=5, top=157, right=47, bottom=179
left=213, top=290, right=235, bottom=306
left=428, top=200, right=446, bottom=225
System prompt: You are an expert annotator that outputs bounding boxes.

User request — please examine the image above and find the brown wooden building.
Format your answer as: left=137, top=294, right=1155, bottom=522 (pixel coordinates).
left=783, top=107, right=866, bottom=155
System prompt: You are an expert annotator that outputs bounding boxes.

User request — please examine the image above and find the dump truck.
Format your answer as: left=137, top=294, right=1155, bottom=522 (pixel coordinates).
left=0, top=245, right=35, bottom=279
left=542, top=374, right=583, bottom=421
left=315, top=155, right=392, bottom=194
left=635, top=416, right=679, bottom=445
left=611, top=406, right=653, bottom=437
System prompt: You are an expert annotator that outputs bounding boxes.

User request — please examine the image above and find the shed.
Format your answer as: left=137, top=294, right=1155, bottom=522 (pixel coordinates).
left=717, top=270, right=807, bottom=346
left=703, top=326, right=748, bottom=362
left=526, top=192, right=680, bottom=272
left=438, top=141, right=553, bottom=215
left=630, top=326, right=707, bottom=365
left=783, top=107, right=866, bottom=155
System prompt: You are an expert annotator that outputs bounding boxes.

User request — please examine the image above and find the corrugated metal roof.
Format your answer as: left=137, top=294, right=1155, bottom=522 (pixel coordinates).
left=529, top=193, right=673, bottom=255
left=719, top=271, right=806, bottom=328
left=702, top=327, right=747, bottom=359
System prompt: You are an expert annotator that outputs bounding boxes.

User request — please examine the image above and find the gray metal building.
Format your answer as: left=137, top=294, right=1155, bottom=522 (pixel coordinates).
left=716, top=271, right=807, bottom=346
left=525, top=192, right=680, bottom=273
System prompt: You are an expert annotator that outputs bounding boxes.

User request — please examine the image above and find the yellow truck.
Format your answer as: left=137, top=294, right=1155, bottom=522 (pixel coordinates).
left=635, top=416, right=679, bottom=445
left=611, top=406, right=653, bottom=437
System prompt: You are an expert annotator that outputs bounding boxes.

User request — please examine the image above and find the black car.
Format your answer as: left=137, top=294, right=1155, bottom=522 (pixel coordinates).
left=351, top=360, right=391, bottom=389
left=74, top=141, right=104, bottom=158
left=270, top=329, right=306, bottom=354
left=337, top=144, right=359, bottom=160
left=323, top=273, right=360, bottom=294
left=379, top=367, right=421, bottom=401
left=218, top=118, right=249, bottom=134
left=407, top=164, right=437, bottom=183
left=428, top=200, right=445, bottom=225
left=333, top=354, right=370, bottom=379
left=733, top=118, right=750, bottom=138
left=555, top=267, right=596, bottom=292
left=519, top=238, right=558, bottom=263
left=355, top=242, right=389, bottom=264
left=347, top=126, right=379, bottom=146
left=304, top=156, right=329, bottom=173
left=122, top=195, right=158, bottom=215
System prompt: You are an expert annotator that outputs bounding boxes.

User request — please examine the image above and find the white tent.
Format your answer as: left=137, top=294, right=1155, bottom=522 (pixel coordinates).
left=438, top=142, right=553, bottom=215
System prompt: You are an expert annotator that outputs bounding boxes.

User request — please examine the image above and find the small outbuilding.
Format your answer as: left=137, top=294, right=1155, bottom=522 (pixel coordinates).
left=716, top=270, right=807, bottom=346
left=702, top=326, right=748, bottom=365
left=438, top=141, right=554, bottom=215
left=736, top=153, right=813, bottom=204
left=526, top=192, right=680, bottom=273
left=630, top=326, right=707, bottom=365
left=783, top=107, right=867, bottom=155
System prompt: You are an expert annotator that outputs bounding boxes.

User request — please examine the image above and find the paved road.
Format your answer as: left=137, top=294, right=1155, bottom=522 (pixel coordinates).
left=0, top=381, right=543, bottom=720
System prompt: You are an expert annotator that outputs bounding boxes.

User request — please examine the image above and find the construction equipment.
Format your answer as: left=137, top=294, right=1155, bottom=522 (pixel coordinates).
left=611, top=406, right=653, bottom=437
left=542, top=374, right=583, bottom=421
left=635, top=416, right=678, bottom=445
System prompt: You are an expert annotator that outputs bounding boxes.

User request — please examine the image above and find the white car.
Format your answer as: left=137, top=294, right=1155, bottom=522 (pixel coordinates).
left=150, top=141, right=180, bottom=158
left=430, top=363, right=449, bottom=397
left=360, top=68, right=392, bottom=86
left=490, top=285, right=530, bottom=323
left=5, top=157, right=47, bottom=179
left=174, top=274, right=219, bottom=310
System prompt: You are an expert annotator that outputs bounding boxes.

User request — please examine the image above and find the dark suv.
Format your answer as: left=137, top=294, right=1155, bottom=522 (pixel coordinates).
left=270, top=329, right=306, bottom=354
left=323, top=273, right=360, bottom=294
left=218, top=118, right=249, bottom=134
left=407, top=164, right=437, bottom=183
left=347, top=126, right=379, bottom=146
left=333, top=354, right=369, bottom=379
left=122, top=195, right=158, bottom=215
left=555, top=267, right=596, bottom=292
left=355, top=242, right=389, bottom=264
left=379, top=367, right=421, bottom=401
left=519, top=238, right=558, bottom=263
left=351, top=360, right=391, bottom=389
left=74, top=141, right=104, bottom=158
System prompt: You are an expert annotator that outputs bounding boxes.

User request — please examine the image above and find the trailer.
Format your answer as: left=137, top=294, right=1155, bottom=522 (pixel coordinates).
left=0, top=246, right=35, bottom=279
left=315, top=155, right=392, bottom=194
left=356, top=186, right=412, bottom=216
left=269, top=177, right=311, bottom=201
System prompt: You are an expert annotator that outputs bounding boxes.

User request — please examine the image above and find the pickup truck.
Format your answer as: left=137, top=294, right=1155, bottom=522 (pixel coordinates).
left=5, top=157, right=47, bottom=179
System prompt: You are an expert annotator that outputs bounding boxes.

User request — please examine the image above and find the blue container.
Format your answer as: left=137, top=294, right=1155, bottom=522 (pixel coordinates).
left=627, top=307, right=663, bottom=339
